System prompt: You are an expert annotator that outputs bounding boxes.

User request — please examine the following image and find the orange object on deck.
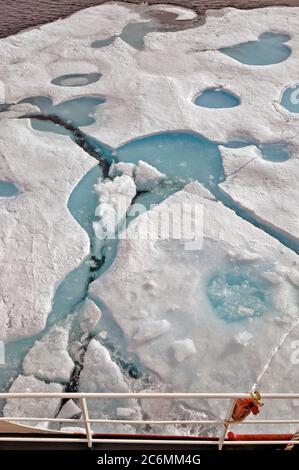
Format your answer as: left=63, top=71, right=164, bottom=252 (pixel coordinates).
left=228, top=431, right=293, bottom=441
left=232, top=391, right=263, bottom=422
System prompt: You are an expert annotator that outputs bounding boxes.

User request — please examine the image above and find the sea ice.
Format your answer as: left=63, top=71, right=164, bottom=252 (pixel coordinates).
left=219, top=145, right=299, bottom=242
left=93, top=174, right=136, bottom=247
left=134, top=160, right=167, bottom=192
left=0, top=119, right=95, bottom=343
left=79, top=298, right=102, bottom=333
left=23, top=325, right=74, bottom=383
left=3, top=375, right=62, bottom=427
left=90, top=182, right=298, bottom=425
left=56, top=400, right=82, bottom=420
left=79, top=339, right=139, bottom=420
left=108, top=160, right=167, bottom=192
left=1, top=0, right=299, bottom=435
left=133, top=319, right=171, bottom=344
left=173, top=339, right=197, bottom=363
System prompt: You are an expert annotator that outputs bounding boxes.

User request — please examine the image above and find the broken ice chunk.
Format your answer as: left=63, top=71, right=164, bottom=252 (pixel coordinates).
left=79, top=339, right=130, bottom=394
left=93, top=174, right=136, bottom=243
left=79, top=339, right=139, bottom=420
left=133, top=320, right=171, bottom=344
left=57, top=400, right=82, bottom=419
left=4, top=375, right=63, bottom=427
left=135, top=160, right=167, bottom=192
left=79, top=298, right=102, bottom=333
left=98, top=330, right=108, bottom=340
left=173, top=339, right=197, bottom=362
left=108, top=161, right=136, bottom=179
left=23, top=325, right=74, bottom=383
left=234, top=331, right=253, bottom=347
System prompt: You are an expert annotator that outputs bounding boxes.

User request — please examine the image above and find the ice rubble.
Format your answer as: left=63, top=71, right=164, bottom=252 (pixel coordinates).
left=3, top=375, right=62, bottom=427
left=219, top=145, right=299, bottom=242
left=0, top=119, right=95, bottom=343
left=108, top=160, right=167, bottom=192
left=23, top=325, right=74, bottom=383
left=93, top=174, right=136, bottom=245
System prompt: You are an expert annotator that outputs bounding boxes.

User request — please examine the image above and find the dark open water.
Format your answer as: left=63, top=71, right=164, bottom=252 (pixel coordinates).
left=1, top=0, right=299, bottom=38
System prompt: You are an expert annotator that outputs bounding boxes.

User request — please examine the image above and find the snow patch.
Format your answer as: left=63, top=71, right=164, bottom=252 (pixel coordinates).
left=173, top=339, right=197, bottom=363
left=133, top=319, right=171, bottom=344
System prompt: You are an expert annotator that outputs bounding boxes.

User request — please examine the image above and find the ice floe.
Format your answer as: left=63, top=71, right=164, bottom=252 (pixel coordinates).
left=0, top=119, right=95, bottom=343
left=56, top=400, right=81, bottom=420
left=90, top=181, right=299, bottom=425
left=23, top=325, right=74, bottom=383
left=4, top=375, right=62, bottom=427
left=219, top=145, right=299, bottom=242
left=79, top=339, right=139, bottom=420
left=79, top=297, right=102, bottom=334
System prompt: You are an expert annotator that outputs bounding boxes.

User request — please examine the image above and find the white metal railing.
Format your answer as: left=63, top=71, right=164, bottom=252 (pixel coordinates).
left=0, top=392, right=299, bottom=449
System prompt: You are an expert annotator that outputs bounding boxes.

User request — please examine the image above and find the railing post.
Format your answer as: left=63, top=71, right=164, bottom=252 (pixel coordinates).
left=80, top=397, right=93, bottom=448
left=218, top=398, right=236, bottom=450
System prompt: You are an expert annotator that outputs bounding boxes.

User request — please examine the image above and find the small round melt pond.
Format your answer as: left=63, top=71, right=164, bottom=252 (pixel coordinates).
left=258, top=142, right=290, bottom=162
left=281, top=83, right=299, bottom=113
left=207, top=266, right=271, bottom=322
left=194, top=88, right=240, bottom=109
left=51, top=73, right=101, bottom=87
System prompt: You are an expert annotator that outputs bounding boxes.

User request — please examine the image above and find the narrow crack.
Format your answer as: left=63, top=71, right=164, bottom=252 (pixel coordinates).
left=21, top=113, right=111, bottom=177
left=224, top=156, right=258, bottom=178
